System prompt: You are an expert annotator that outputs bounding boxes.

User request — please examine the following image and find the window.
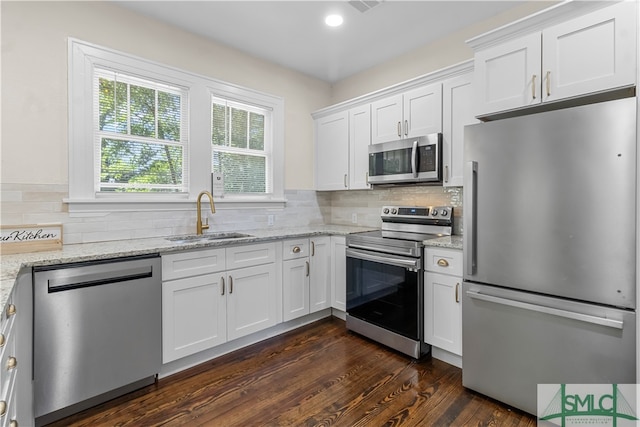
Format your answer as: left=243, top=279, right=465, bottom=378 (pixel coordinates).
left=67, top=39, right=285, bottom=212
left=211, top=97, right=271, bottom=194
left=95, top=69, right=188, bottom=193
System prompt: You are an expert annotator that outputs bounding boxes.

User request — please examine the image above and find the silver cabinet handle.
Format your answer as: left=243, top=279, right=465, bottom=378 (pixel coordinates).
left=411, top=140, right=418, bottom=178
left=220, top=276, right=225, bottom=295
left=306, top=261, right=310, bottom=277
left=464, top=161, right=477, bottom=275
left=455, top=283, right=460, bottom=303
left=404, top=120, right=408, bottom=136
left=311, top=241, right=315, bottom=257
left=444, top=165, right=449, bottom=183
left=532, top=74, right=537, bottom=99
left=229, top=276, right=233, bottom=294
left=344, top=174, right=347, bottom=188
left=546, top=71, right=551, bottom=97
left=466, top=291, right=623, bottom=329
left=397, top=121, right=402, bottom=137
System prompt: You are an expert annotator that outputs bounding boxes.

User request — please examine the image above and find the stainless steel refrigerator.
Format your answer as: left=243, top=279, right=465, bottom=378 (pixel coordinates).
left=462, top=97, right=637, bottom=416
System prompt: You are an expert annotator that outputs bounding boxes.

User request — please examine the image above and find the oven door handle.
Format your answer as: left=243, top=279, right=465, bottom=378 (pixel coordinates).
left=346, top=248, right=420, bottom=270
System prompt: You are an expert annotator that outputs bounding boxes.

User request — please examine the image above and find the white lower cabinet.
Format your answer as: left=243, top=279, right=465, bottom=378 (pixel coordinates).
left=282, top=237, right=332, bottom=321
left=424, top=247, right=462, bottom=357
left=162, top=243, right=277, bottom=363
left=330, top=236, right=347, bottom=312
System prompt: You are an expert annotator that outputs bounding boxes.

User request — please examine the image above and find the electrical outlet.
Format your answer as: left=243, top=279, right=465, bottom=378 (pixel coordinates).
left=267, top=214, right=274, bottom=226
left=351, top=213, right=358, bottom=224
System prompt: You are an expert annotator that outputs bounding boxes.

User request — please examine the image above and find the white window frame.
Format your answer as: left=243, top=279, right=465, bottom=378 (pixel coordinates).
left=66, top=38, right=285, bottom=213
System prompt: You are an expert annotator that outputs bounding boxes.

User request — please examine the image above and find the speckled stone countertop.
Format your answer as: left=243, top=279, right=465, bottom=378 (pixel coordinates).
left=0, top=225, right=463, bottom=310
left=423, top=235, right=464, bottom=250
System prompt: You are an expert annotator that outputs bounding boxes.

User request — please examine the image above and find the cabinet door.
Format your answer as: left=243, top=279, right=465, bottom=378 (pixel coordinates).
left=371, top=94, right=403, bottom=144
left=542, top=2, right=636, bottom=102
left=442, top=73, right=477, bottom=187
left=473, top=32, right=542, bottom=116
left=162, top=274, right=227, bottom=363
left=309, top=237, right=331, bottom=313
left=330, top=236, right=347, bottom=312
left=349, top=105, right=371, bottom=190
left=424, top=272, right=461, bottom=356
left=226, top=263, right=277, bottom=341
left=404, top=83, right=442, bottom=137
left=282, top=258, right=310, bottom=322
left=316, top=111, right=349, bottom=191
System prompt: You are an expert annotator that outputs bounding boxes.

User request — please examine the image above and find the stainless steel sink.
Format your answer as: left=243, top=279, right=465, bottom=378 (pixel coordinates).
left=166, top=232, right=253, bottom=243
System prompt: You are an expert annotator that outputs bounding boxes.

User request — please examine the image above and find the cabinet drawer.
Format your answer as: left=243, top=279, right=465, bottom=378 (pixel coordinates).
left=425, top=247, right=462, bottom=276
left=282, top=239, right=309, bottom=261
left=226, top=242, right=276, bottom=270
left=162, top=248, right=226, bottom=281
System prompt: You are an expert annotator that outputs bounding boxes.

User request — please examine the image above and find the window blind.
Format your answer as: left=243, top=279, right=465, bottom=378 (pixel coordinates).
left=93, top=69, right=189, bottom=193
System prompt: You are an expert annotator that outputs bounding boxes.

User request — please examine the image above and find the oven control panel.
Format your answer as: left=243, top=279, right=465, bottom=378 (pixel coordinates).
left=381, top=205, right=452, bottom=221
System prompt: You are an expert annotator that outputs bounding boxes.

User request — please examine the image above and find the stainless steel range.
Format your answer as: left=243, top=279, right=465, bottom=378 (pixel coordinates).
left=345, top=206, right=453, bottom=358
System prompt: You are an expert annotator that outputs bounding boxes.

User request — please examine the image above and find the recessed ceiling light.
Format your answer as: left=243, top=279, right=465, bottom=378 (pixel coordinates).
left=325, top=14, right=344, bottom=27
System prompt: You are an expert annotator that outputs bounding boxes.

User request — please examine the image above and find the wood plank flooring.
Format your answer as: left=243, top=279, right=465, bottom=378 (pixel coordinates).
left=49, top=317, right=535, bottom=427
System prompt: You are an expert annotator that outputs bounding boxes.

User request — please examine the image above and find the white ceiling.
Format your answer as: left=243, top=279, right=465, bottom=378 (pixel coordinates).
left=115, top=1, right=524, bottom=83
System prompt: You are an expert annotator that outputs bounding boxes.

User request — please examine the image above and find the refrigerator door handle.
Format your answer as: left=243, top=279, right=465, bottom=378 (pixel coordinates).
left=466, top=290, right=624, bottom=330
left=464, top=161, right=477, bottom=275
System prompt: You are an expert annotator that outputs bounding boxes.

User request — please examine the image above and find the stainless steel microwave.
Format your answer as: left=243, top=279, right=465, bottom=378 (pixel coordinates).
left=368, top=133, right=442, bottom=185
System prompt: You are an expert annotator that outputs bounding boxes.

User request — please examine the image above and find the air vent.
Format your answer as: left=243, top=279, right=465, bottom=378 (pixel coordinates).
left=348, top=0, right=381, bottom=13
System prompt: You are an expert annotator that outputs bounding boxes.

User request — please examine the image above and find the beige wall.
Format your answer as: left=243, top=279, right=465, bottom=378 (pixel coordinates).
left=330, top=1, right=558, bottom=104
left=1, top=1, right=331, bottom=190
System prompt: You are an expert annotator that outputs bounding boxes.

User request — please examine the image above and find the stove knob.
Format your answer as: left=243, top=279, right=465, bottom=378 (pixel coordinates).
left=383, top=208, right=389, bottom=214
left=391, top=208, right=397, bottom=215
left=440, top=210, right=448, bottom=216
left=431, top=210, right=438, bottom=217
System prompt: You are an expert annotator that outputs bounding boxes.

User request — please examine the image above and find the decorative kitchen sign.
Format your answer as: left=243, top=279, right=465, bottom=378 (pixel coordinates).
left=0, top=224, right=63, bottom=254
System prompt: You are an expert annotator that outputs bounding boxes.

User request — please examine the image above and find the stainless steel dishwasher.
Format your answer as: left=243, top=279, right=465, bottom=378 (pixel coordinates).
left=33, top=254, right=162, bottom=426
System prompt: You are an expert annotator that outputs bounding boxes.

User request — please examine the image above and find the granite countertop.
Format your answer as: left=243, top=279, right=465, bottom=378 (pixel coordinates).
left=0, top=225, right=463, bottom=310
left=424, top=235, right=464, bottom=250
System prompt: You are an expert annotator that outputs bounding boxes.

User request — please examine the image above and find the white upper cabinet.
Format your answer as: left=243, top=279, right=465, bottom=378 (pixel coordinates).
left=349, top=105, right=372, bottom=190
left=316, top=106, right=371, bottom=191
left=473, top=33, right=542, bottom=116
left=315, top=111, right=349, bottom=191
left=542, top=2, right=636, bottom=102
left=472, top=1, right=637, bottom=117
left=371, top=83, right=442, bottom=144
left=442, top=71, right=478, bottom=187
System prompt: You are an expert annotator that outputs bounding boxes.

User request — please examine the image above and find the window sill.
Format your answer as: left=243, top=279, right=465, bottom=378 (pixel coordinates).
left=64, top=197, right=287, bottom=215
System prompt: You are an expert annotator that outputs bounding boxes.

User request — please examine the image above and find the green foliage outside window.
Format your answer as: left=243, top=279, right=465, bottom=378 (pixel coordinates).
left=97, top=74, right=184, bottom=192
left=211, top=99, right=269, bottom=194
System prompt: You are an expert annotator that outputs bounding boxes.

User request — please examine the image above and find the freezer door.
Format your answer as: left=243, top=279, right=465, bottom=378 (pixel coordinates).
left=462, top=282, right=636, bottom=416
left=464, top=97, right=636, bottom=308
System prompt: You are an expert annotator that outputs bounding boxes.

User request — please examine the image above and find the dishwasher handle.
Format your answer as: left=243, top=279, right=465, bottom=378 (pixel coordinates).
left=48, top=265, right=153, bottom=293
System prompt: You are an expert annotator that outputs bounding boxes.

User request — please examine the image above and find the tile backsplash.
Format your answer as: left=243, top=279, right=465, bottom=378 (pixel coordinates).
left=0, top=183, right=462, bottom=244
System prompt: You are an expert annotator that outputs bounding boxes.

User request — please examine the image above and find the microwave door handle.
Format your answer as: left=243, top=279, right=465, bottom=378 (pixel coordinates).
left=411, top=140, right=418, bottom=178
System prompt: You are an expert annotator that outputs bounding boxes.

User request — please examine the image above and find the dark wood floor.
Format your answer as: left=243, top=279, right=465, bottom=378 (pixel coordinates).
left=49, top=317, right=535, bottom=426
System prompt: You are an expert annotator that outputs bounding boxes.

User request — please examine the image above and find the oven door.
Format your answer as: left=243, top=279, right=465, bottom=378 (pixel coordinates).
left=368, top=133, right=442, bottom=184
left=346, top=247, right=423, bottom=340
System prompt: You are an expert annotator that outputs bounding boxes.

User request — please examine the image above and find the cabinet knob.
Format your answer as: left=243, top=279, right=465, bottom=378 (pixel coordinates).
left=0, top=400, right=6, bottom=416
left=292, top=246, right=301, bottom=253
left=6, top=304, right=16, bottom=317
left=6, top=357, right=16, bottom=370
left=9, top=420, right=17, bottom=427
left=437, top=258, right=449, bottom=267
left=0, top=334, right=5, bottom=348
